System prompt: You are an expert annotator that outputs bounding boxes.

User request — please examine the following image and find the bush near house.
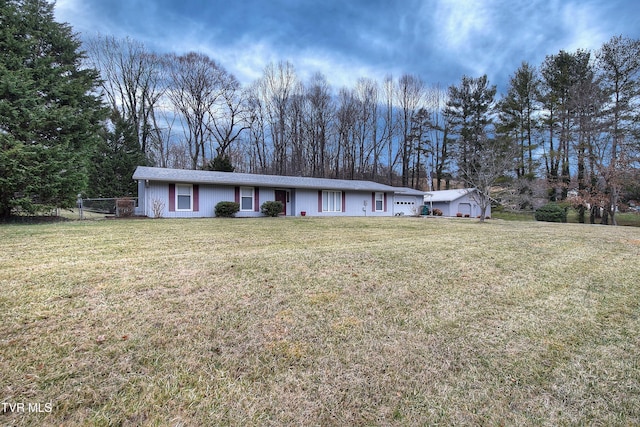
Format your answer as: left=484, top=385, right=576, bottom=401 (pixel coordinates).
left=260, top=201, right=283, bottom=217
left=214, top=201, right=240, bottom=217
left=535, top=202, right=567, bottom=223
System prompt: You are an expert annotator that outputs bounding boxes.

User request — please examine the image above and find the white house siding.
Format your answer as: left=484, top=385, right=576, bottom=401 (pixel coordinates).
left=293, top=190, right=395, bottom=217
left=135, top=180, right=146, bottom=216
left=139, top=182, right=402, bottom=218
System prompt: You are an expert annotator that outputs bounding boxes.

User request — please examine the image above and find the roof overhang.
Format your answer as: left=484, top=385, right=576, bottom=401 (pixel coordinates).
left=133, top=166, right=415, bottom=193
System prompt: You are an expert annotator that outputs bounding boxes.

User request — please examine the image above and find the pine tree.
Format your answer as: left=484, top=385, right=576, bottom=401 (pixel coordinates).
left=0, top=0, right=106, bottom=217
left=204, top=154, right=235, bottom=172
left=88, top=110, right=147, bottom=198
left=444, top=75, right=497, bottom=181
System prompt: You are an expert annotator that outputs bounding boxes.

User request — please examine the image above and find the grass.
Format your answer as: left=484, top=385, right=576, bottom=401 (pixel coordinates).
left=1, top=217, right=639, bottom=426
left=491, top=209, right=537, bottom=222
left=493, top=208, right=640, bottom=227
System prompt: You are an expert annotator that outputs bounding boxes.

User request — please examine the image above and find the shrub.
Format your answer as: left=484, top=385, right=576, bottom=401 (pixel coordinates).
left=151, top=199, right=165, bottom=218
left=261, top=201, right=283, bottom=217
left=433, top=208, right=443, bottom=216
left=215, top=201, right=239, bottom=218
left=535, top=203, right=567, bottom=223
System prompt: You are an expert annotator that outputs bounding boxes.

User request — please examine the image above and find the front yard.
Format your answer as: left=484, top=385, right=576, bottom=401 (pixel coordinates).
left=1, top=217, right=639, bottom=425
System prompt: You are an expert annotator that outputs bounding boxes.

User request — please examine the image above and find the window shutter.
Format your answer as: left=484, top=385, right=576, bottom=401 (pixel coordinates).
left=169, top=184, right=175, bottom=212
left=235, top=187, right=240, bottom=204
left=384, top=193, right=387, bottom=212
left=318, top=190, right=322, bottom=212
left=254, top=187, right=259, bottom=212
left=193, top=185, right=199, bottom=212
left=342, top=192, right=346, bottom=212
left=372, top=192, right=376, bottom=212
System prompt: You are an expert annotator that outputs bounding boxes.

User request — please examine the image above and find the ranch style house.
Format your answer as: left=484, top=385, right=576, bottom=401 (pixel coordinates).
left=133, top=166, right=426, bottom=218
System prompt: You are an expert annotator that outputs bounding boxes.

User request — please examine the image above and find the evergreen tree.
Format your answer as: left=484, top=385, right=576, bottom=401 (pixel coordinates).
left=87, top=110, right=146, bottom=197
left=540, top=50, right=591, bottom=201
left=204, top=154, right=235, bottom=172
left=496, top=62, right=541, bottom=209
left=444, top=75, right=497, bottom=181
left=0, top=0, right=106, bottom=217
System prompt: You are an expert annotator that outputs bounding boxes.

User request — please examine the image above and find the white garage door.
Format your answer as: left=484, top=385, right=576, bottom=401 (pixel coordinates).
left=394, top=196, right=418, bottom=216
left=459, top=203, right=471, bottom=216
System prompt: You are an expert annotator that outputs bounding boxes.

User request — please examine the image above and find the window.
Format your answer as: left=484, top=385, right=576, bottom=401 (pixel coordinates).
left=375, top=192, right=384, bottom=211
left=322, top=190, right=342, bottom=212
left=176, top=184, right=192, bottom=211
left=240, top=187, right=254, bottom=211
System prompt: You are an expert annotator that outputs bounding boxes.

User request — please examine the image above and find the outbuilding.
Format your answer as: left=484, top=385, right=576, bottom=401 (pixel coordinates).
left=424, top=188, right=490, bottom=218
left=133, top=166, right=426, bottom=218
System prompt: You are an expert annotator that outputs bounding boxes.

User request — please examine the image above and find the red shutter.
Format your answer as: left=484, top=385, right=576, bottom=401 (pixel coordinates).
left=318, top=190, right=322, bottom=212
left=193, top=185, right=199, bottom=212
left=235, top=187, right=240, bottom=204
left=342, top=192, right=346, bottom=212
left=254, top=187, right=259, bottom=212
left=384, top=193, right=388, bottom=212
left=372, top=192, right=376, bottom=212
left=169, top=184, right=175, bottom=212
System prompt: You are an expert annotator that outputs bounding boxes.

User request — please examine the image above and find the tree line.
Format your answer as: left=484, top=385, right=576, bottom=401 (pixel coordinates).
left=1, top=0, right=639, bottom=224
left=87, top=33, right=640, bottom=224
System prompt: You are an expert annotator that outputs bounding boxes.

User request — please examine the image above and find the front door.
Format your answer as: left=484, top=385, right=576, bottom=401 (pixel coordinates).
left=275, top=190, right=287, bottom=215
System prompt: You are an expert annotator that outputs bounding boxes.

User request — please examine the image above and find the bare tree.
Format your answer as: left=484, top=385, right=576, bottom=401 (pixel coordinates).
left=353, top=78, right=379, bottom=179
left=86, top=35, right=164, bottom=157
left=288, top=82, right=307, bottom=175
left=148, top=100, right=176, bottom=168
left=425, top=85, right=450, bottom=191
left=305, top=73, right=333, bottom=177
left=396, top=74, right=426, bottom=186
left=207, top=71, right=249, bottom=159
left=245, top=81, right=269, bottom=173
left=260, top=61, right=298, bottom=175
left=335, top=87, right=359, bottom=178
left=382, top=75, right=397, bottom=184
left=165, top=52, right=225, bottom=169
left=458, top=137, right=518, bottom=222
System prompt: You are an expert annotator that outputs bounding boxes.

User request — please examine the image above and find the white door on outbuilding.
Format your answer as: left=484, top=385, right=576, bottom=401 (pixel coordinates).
left=459, top=203, right=471, bottom=216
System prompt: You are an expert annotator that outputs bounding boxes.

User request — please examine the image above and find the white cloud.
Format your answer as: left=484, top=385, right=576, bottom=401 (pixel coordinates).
left=560, top=2, right=608, bottom=52
left=434, top=0, right=493, bottom=51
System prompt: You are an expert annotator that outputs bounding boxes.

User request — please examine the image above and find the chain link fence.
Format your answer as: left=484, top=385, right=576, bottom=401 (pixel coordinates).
left=80, top=198, right=138, bottom=218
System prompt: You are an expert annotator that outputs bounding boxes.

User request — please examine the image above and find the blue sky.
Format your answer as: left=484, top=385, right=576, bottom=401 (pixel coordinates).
left=54, top=0, right=640, bottom=94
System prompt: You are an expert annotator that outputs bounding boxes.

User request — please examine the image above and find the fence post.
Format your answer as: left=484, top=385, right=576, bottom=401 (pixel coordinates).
left=77, top=194, right=83, bottom=219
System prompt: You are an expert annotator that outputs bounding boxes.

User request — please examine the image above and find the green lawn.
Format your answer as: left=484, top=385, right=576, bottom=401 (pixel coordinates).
left=1, top=217, right=639, bottom=425
left=492, top=208, right=640, bottom=227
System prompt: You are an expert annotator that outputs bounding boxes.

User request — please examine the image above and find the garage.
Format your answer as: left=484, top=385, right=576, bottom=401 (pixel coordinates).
left=393, top=195, right=420, bottom=216
left=423, top=188, right=489, bottom=218
left=458, top=202, right=472, bottom=216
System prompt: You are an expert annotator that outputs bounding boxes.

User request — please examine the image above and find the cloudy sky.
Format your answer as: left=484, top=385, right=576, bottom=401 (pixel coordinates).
left=54, top=0, right=640, bottom=94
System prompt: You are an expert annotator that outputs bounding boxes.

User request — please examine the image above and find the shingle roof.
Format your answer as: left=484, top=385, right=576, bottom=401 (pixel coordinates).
left=394, top=186, right=429, bottom=196
left=424, top=188, right=475, bottom=202
left=133, top=166, right=425, bottom=195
